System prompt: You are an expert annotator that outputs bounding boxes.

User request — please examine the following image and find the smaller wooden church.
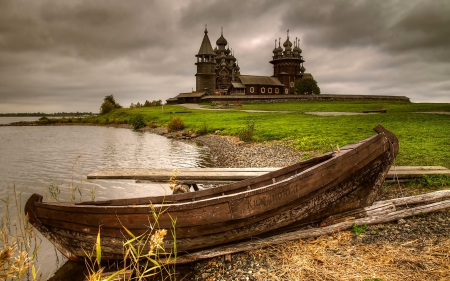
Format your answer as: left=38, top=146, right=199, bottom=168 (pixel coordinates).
left=168, top=27, right=313, bottom=104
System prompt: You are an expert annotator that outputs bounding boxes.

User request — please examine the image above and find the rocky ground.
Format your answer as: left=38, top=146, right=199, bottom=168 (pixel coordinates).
left=139, top=130, right=449, bottom=281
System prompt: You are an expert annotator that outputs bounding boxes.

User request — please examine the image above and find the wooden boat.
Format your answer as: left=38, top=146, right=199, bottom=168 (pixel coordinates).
left=25, top=124, right=398, bottom=261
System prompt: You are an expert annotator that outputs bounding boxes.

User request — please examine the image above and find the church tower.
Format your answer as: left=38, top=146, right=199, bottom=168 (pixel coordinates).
left=270, top=30, right=306, bottom=94
left=195, top=27, right=216, bottom=93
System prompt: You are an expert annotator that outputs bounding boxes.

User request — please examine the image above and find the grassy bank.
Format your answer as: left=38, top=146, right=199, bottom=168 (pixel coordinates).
left=54, top=100, right=449, bottom=167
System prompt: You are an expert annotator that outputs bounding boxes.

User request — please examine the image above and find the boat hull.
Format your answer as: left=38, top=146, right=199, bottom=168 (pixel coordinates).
left=25, top=125, right=398, bottom=261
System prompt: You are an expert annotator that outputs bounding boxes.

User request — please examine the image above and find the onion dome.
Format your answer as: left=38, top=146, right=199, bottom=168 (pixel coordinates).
left=273, top=39, right=278, bottom=54
left=216, top=34, right=227, bottom=46
left=283, top=38, right=292, bottom=51
left=276, top=38, right=283, bottom=53
left=225, top=47, right=231, bottom=55
left=216, top=28, right=228, bottom=47
left=283, top=38, right=292, bottom=48
left=283, top=30, right=292, bottom=52
left=294, top=38, right=302, bottom=54
left=300, top=65, right=306, bottom=73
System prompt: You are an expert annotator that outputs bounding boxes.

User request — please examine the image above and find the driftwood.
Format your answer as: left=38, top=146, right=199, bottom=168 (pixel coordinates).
left=167, top=190, right=450, bottom=264
left=324, top=202, right=395, bottom=225
left=373, top=189, right=450, bottom=207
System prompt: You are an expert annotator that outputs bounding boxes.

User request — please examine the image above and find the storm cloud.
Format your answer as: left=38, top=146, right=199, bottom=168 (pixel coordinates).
left=0, top=0, right=449, bottom=113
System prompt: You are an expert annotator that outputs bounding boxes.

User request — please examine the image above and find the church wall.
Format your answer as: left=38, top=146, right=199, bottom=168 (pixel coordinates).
left=196, top=73, right=215, bottom=93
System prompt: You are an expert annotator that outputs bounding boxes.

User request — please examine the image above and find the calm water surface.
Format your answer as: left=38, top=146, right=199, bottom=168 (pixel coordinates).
left=0, top=122, right=214, bottom=279
left=0, top=116, right=40, bottom=124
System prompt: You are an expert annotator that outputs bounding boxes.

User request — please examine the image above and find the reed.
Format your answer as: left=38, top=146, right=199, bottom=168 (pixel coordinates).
left=42, top=155, right=97, bottom=203
left=0, top=186, right=42, bottom=280
left=84, top=203, right=177, bottom=281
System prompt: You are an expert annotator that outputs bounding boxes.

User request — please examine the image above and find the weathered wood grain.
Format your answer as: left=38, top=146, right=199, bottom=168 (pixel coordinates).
left=87, top=166, right=450, bottom=181
left=168, top=198, right=450, bottom=264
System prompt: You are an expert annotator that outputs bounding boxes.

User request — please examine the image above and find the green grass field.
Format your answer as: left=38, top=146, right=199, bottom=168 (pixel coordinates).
left=79, top=100, right=450, bottom=168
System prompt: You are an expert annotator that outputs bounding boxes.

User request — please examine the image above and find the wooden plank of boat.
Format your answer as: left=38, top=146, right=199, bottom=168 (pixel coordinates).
left=25, top=124, right=399, bottom=261
left=87, top=166, right=450, bottom=181
left=87, top=168, right=276, bottom=181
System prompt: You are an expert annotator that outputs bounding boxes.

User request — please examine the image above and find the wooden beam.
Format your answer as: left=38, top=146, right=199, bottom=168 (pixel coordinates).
left=87, top=166, right=450, bottom=181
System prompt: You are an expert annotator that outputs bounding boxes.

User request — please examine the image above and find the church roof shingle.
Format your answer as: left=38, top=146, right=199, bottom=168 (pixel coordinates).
left=197, top=29, right=216, bottom=56
left=239, top=75, right=284, bottom=86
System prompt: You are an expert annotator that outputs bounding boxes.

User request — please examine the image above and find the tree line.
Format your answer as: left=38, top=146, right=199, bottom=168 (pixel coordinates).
left=100, top=95, right=163, bottom=115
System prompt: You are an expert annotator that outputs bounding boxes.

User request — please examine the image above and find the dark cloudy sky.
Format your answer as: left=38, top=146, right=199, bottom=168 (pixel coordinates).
left=1, top=0, right=449, bottom=113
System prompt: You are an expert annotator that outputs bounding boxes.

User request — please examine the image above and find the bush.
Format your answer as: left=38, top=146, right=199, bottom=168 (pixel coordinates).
left=168, top=117, right=185, bottom=132
left=100, top=101, right=115, bottom=115
left=38, top=116, right=51, bottom=124
left=130, top=114, right=146, bottom=130
left=238, top=122, right=255, bottom=142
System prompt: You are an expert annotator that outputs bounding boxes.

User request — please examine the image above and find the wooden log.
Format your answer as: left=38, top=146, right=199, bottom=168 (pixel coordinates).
left=166, top=198, right=450, bottom=264
left=324, top=202, right=396, bottom=225
left=373, top=189, right=450, bottom=207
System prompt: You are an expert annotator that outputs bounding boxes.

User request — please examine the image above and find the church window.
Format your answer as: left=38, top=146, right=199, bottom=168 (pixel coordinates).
left=275, top=88, right=279, bottom=94
left=285, top=88, right=289, bottom=94
left=268, top=88, right=272, bottom=94
left=250, top=87, right=255, bottom=93
left=290, top=82, right=294, bottom=88
left=261, top=87, right=265, bottom=94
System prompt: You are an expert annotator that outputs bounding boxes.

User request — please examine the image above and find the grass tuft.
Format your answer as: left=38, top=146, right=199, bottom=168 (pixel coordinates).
left=351, top=223, right=367, bottom=236
left=238, top=121, right=255, bottom=142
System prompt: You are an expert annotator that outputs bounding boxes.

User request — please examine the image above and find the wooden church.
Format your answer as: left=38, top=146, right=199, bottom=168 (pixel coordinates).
left=168, top=27, right=313, bottom=104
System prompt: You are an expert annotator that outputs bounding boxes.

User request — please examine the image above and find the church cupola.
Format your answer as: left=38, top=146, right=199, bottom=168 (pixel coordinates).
left=293, top=37, right=301, bottom=57
left=283, top=30, right=293, bottom=56
left=216, top=27, right=228, bottom=52
left=273, top=39, right=279, bottom=59
left=276, top=38, right=283, bottom=56
left=293, top=38, right=302, bottom=58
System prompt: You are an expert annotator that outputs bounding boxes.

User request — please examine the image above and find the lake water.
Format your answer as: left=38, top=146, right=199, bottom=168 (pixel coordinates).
left=0, top=120, right=214, bottom=279
left=0, top=116, right=41, bottom=124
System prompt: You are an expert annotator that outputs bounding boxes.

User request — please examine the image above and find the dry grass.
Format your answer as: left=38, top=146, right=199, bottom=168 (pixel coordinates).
left=250, top=232, right=450, bottom=281
left=0, top=186, right=42, bottom=280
